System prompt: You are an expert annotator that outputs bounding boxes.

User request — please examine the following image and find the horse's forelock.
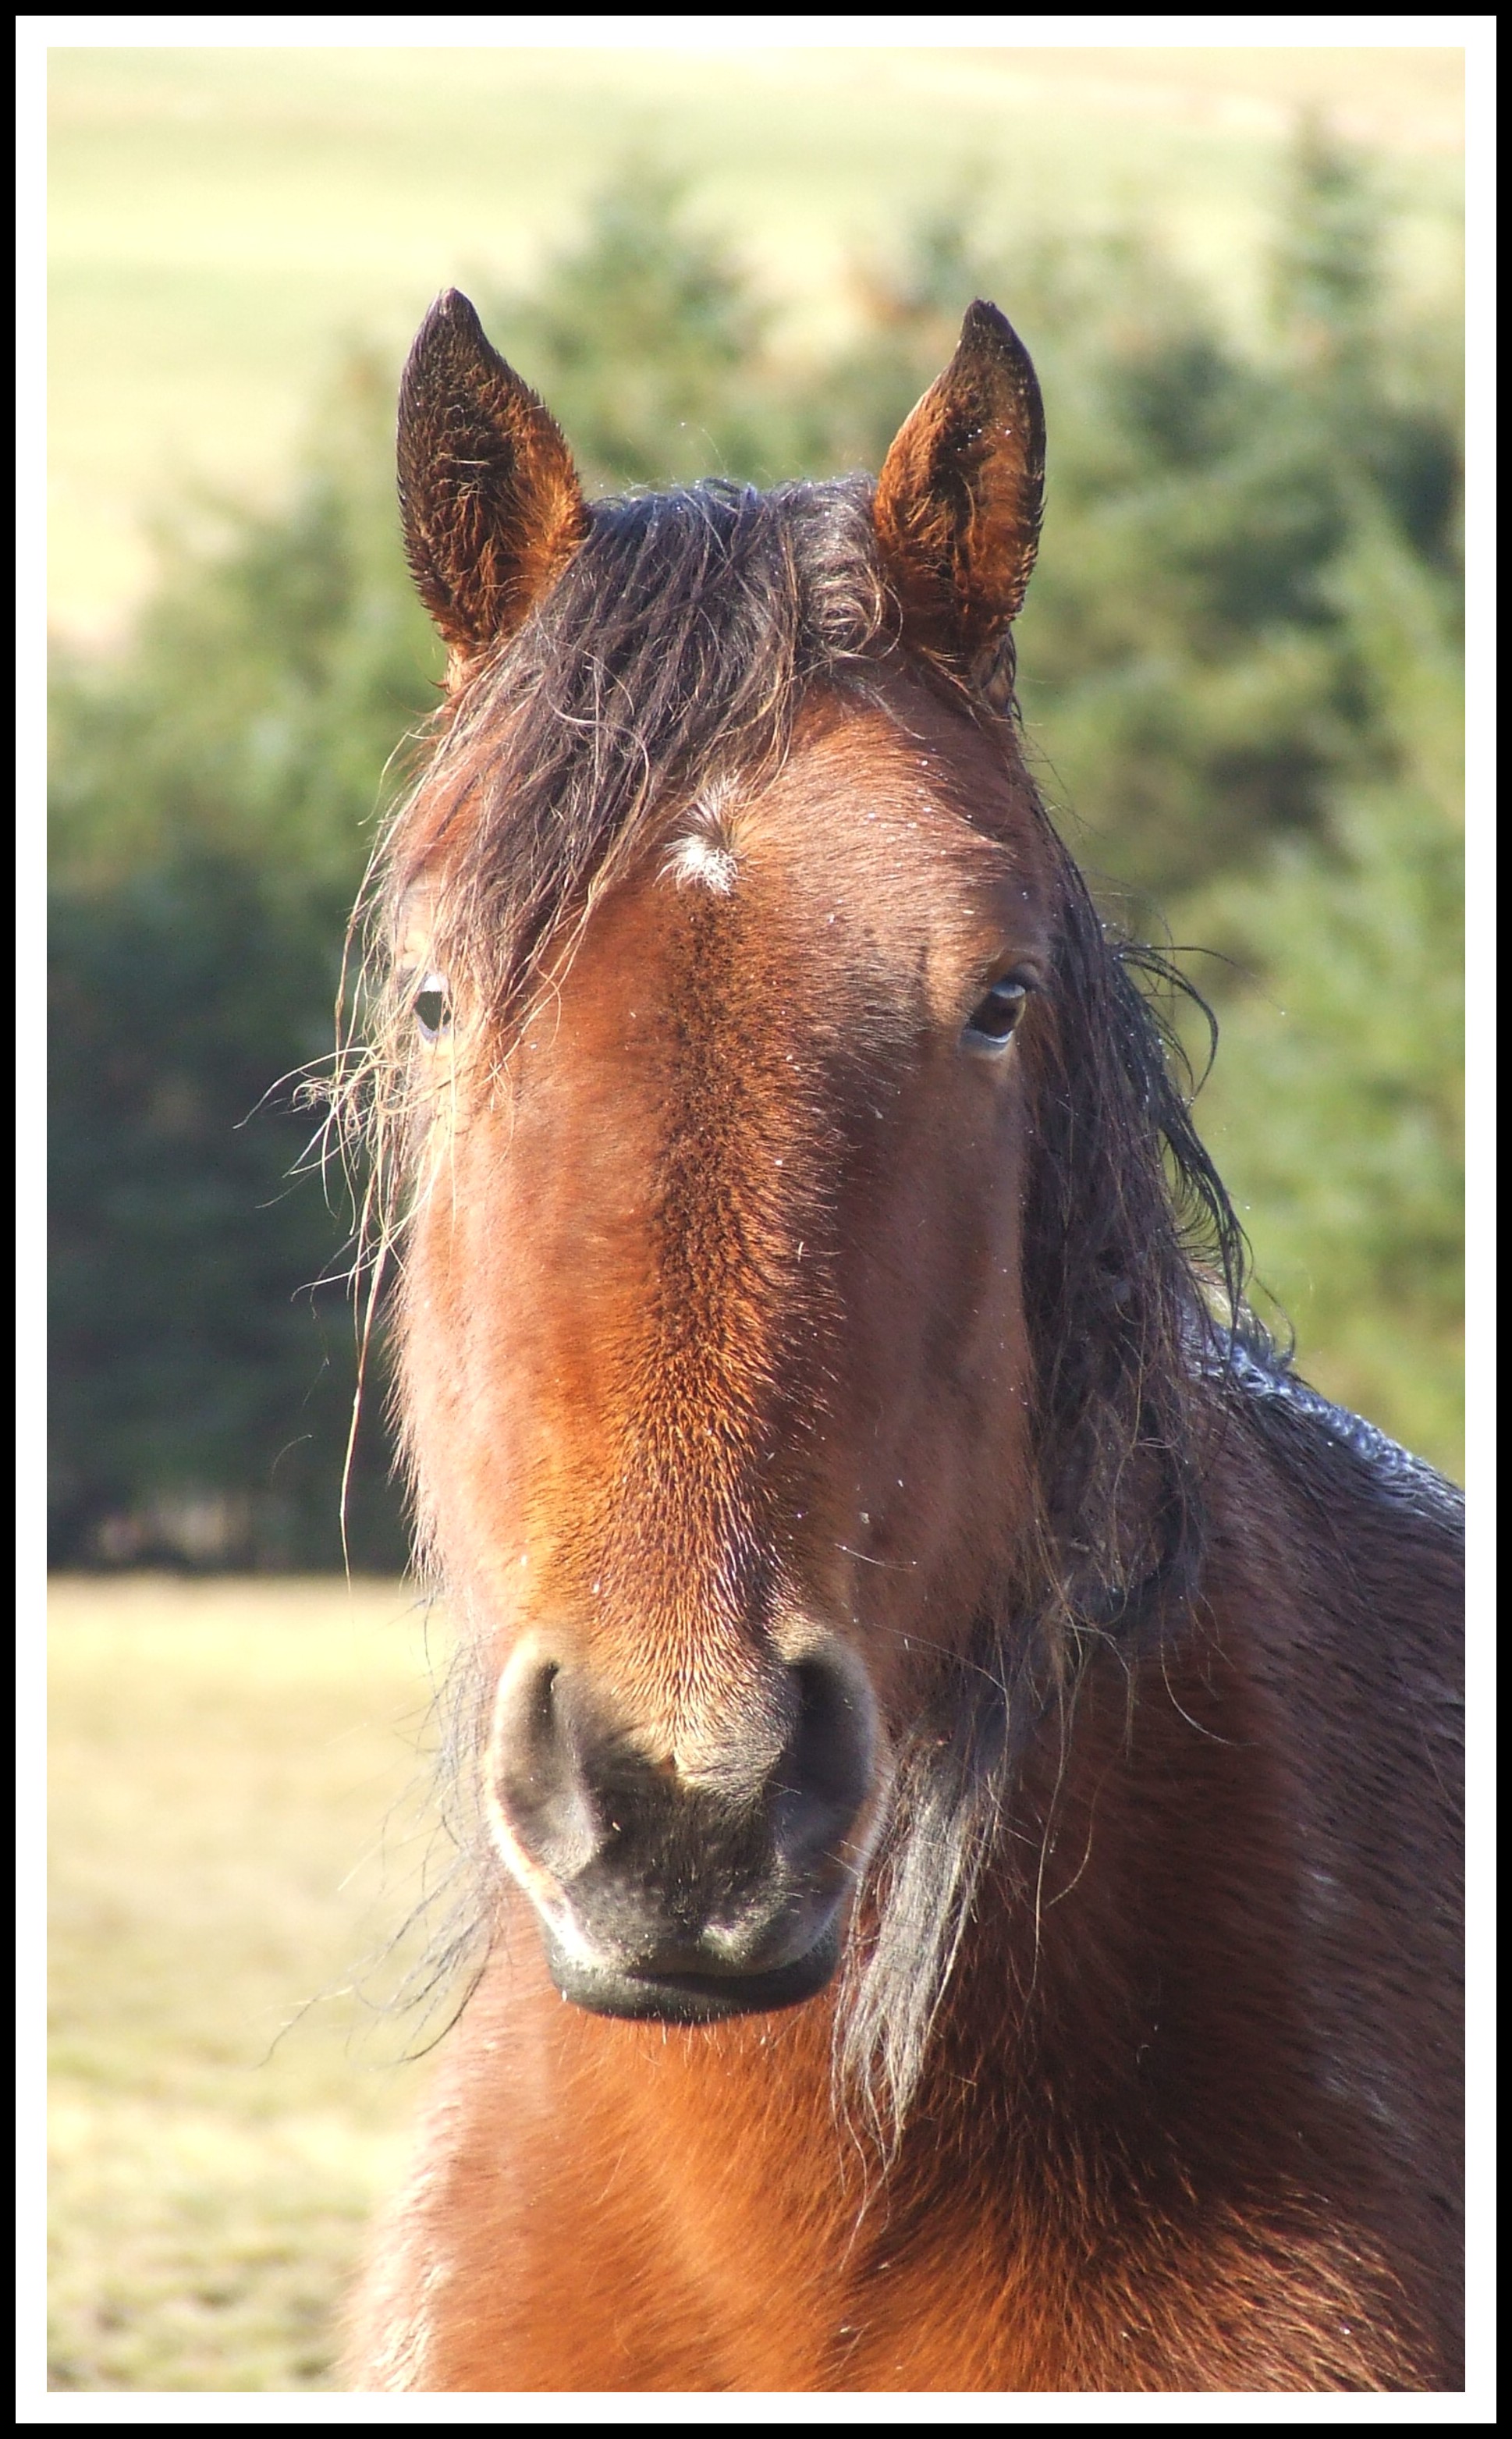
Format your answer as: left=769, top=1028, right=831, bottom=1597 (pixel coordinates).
left=384, top=477, right=890, bottom=1027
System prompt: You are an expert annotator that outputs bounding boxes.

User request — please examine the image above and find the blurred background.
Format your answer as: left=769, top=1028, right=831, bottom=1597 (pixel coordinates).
left=46, top=39, right=1464, bottom=2391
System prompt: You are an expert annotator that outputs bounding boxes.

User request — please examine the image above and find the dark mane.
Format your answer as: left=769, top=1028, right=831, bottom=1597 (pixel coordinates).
left=1219, top=1338, right=1465, bottom=1528
left=836, top=844, right=1260, bottom=2133
left=355, top=472, right=1268, bottom=2128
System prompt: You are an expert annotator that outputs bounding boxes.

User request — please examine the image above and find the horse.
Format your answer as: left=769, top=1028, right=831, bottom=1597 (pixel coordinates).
left=339, top=291, right=1464, bottom=2392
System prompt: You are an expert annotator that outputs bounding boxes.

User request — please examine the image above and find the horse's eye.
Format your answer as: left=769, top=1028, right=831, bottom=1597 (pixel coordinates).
left=964, top=976, right=1031, bottom=1051
left=413, top=975, right=452, bottom=1041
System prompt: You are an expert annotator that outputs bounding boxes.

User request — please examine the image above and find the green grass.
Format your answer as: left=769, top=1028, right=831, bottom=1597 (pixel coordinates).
left=46, top=44, right=1464, bottom=640
left=47, top=1577, right=446, bottom=2392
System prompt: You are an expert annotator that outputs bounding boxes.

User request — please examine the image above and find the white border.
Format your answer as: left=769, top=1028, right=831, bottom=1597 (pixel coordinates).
left=23, top=15, right=1493, bottom=2425
left=20, top=13, right=1494, bottom=53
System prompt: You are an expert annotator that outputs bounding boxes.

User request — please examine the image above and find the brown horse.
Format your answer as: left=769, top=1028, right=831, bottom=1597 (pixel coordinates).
left=341, top=292, right=1463, bottom=2392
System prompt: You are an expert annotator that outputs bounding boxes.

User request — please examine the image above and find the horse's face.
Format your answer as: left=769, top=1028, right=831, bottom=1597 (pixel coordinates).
left=389, top=293, right=1049, bottom=2021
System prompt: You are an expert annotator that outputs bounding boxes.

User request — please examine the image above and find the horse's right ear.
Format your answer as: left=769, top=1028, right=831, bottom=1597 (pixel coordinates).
left=397, top=289, right=588, bottom=682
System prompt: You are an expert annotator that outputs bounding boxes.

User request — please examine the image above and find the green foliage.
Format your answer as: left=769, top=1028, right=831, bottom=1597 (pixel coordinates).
left=1180, top=513, right=1464, bottom=1470
left=992, top=143, right=1457, bottom=913
left=486, top=162, right=788, bottom=489
left=48, top=355, right=442, bottom=1565
left=47, top=132, right=1464, bottom=1565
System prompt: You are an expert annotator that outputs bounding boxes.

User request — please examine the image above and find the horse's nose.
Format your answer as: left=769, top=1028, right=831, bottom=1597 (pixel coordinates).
left=487, top=1635, right=877, bottom=2018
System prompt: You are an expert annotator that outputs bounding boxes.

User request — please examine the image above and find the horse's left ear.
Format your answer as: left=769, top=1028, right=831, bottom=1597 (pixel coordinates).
left=398, top=288, right=589, bottom=684
left=873, top=300, right=1045, bottom=707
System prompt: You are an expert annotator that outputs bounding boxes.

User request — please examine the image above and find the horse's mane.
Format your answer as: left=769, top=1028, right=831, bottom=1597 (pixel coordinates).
left=345, top=474, right=1266, bottom=2140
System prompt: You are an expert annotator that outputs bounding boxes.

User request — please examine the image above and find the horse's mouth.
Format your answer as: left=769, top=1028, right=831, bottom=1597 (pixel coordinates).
left=542, top=1917, right=843, bottom=2024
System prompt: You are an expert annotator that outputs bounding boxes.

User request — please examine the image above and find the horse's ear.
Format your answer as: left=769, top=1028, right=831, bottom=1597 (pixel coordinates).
left=397, top=289, right=588, bottom=680
left=873, top=300, right=1045, bottom=705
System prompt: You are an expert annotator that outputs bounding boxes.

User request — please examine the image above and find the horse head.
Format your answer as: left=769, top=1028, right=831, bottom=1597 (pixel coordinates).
left=374, top=293, right=1189, bottom=2036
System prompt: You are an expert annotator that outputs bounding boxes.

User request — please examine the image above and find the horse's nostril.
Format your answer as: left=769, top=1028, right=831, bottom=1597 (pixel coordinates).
left=491, top=1656, right=605, bottom=1883
left=771, top=1649, right=875, bottom=1869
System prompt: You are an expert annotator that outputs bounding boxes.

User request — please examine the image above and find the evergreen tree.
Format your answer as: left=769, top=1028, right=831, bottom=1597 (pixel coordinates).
left=1180, top=509, right=1464, bottom=1470
left=481, top=165, right=798, bottom=489
left=48, top=356, right=441, bottom=1564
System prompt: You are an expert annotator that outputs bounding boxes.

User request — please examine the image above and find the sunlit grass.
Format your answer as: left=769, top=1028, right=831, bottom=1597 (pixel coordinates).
left=47, top=1577, right=445, bottom=2392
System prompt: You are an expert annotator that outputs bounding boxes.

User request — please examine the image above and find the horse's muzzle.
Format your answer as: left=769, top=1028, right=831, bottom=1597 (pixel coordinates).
left=541, top=1913, right=845, bottom=2022
left=488, top=1635, right=875, bottom=2022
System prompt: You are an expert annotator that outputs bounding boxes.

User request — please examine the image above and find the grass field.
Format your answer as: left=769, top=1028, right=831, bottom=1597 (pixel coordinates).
left=45, top=42, right=1464, bottom=641
left=46, top=1576, right=448, bottom=2393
